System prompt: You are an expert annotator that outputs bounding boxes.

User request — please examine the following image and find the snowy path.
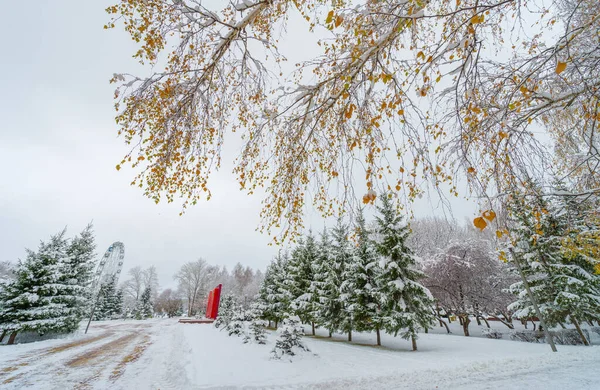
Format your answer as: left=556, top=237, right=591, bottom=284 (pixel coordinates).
left=1, top=319, right=599, bottom=389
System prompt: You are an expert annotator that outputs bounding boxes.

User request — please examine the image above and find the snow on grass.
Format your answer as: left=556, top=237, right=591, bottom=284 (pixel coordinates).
left=1, top=319, right=599, bottom=389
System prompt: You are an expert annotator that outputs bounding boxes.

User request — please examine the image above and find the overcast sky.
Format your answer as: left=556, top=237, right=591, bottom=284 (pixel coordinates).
left=0, top=1, right=477, bottom=290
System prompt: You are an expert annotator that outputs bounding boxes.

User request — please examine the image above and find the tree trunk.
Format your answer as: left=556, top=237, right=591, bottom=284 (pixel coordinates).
left=328, top=330, right=332, bottom=338
left=475, top=316, right=481, bottom=326
left=0, top=329, right=7, bottom=343
left=7, top=331, right=18, bottom=345
left=376, top=327, right=381, bottom=346
left=478, top=316, right=490, bottom=328
left=461, top=315, right=470, bottom=336
left=458, top=316, right=464, bottom=326
left=447, top=314, right=452, bottom=323
left=571, top=317, right=590, bottom=346
left=312, top=321, right=315, bottom=336
left=438, top=318, right=451, bottom=333
left=522, top=318, right=528, bottom=329
left=424, top=327, right=428, bottom=334
left=559, top=322, right=566, bottom=329
left=411, top=335, right=417, bottom=351
left=275, top=320, right=278, bottom=329
left=348, top=330, right=352, bottom=342
left=531, top=319, right=536, bottom=331
left=491, top=315, right=514, bottom=329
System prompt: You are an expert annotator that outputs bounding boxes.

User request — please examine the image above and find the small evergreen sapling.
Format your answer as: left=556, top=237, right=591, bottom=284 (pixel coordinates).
left=271, top=316, right=309, bottom=360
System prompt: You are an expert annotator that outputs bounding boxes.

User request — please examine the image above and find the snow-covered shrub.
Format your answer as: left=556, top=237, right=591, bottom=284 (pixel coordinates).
left=214, top=295, right=237, bottom=329
left=510, top=329, right=590, bottom=345
left=227, top=310, right=248, bottom=337
left=271, top=316, right=309, bottom=360
left=509, top=330, right=546, bottom=343
left=245, top=318, right=267, bottom=344
left=553, top=329, right=590, bottom=345
left=481, top=328, right=503, bottom=339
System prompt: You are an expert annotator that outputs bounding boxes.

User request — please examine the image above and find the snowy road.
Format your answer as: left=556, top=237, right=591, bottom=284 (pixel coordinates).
left=1, top=319, right=599, bottom=389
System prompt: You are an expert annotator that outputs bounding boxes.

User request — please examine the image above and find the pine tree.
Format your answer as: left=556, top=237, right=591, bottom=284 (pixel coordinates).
left=309, top=228, right=333, bottom=336
left=93, top=275, right=122, bottom=320
left=215, top=295, right=238, bottom=329
left=63, top=224, right=97, bottom=324
left=344, top=208, right=381, bottom=341
left=0, top=231, right=78, bottom=341
left=331, top=220, right=354, bottom=341
left=138, top=286, right=154, bottom=319
left=373, top=195, right=435, bottom=350
left=287, top=233, right=318, bottom=329
left=507, top=192, right=600, bottom=345
left=271, top=316, right=309, bottom=360
left=227, top=309, right=248, bottom=337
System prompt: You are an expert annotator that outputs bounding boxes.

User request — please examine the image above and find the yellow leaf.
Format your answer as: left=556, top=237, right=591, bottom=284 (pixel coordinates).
left=499, top=131, right=508, bottom=139
left=474, top=217, right=488, bottom=231
left=335, top=15, right=343, bottom=28
left=556, top=61, right=567, bottom=74
left=595, top=263, right=600, bottom=275
left=496, top=230, right=503, bottom=239
left=116, top=164, right=121, bottom=171
left=467, top=167, right=476, bottom=174
left=470, top=14, right=484, bottom=25
left=483, top=210, right=496, bottom=222
left=326, top=11, right=334, bottom=24
left=499, top=251, right=508, bottom=263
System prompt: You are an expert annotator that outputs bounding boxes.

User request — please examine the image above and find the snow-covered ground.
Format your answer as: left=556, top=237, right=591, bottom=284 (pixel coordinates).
left=1, top=319, right=599, bottom=389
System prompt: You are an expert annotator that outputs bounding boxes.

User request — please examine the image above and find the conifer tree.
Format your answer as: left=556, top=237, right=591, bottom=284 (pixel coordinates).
left=271, top=316, right=309, bottom=360
left=63, top=224, right=97, bottom=322
left=287, top=234, right=318, bottom=328
left=373, top=195, right=435, bottom=350
left=344, top=208, right=381, bottom=341
left=309, top=228, right=333, bottom=336
left=331, top=220, right=354, bottom=341
left=0, top=231, right=79, bottom=341
left=508, top=192, right=600, bottom=345
left=215, top=295, right=238, bottom=329
left=138, top=286, right=154, bottom=319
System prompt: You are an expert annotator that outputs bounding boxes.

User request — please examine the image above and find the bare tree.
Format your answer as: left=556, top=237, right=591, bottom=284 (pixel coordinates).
left=174, top=259, right=214, bottom=317
left=143, top=265, right=160, bottom=300
left=155, top=289, right=183, bottom=318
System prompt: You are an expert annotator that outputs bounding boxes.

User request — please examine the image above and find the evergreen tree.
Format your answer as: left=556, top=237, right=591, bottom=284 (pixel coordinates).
left=507, top=192, right=600, bottom=345
left=373, top=195, right=435, bottom=350
left=215, top=295, right=238, bottom=329
left=344, top=208, right=381, bottom=340
left=331, top=220, right=354, bottom=340
left=93, top=275, right=122, bottom=320
left=287, top=233, right=318, bottom=328
left=271, top=316, right=309, bottom=360
left=309, top=228, right=333, bottom=335
left=63, top=224, right=97, bottom=323
left=0, top=231, right=78, bottom=341
left=138, top=286, right=154, bottom=319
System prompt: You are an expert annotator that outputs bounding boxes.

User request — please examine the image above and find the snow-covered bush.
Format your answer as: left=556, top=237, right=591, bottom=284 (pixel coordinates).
left=481, top=328, right=503, bottom=339
left=227, top=310, right=248, bottom=337
left=510, top=329, right=591, bottom=345
left=245, top=318, right=267, bottom=344
left=271, top=316, right=309, bottom=360
left=214, top=295, right=237, bottom=329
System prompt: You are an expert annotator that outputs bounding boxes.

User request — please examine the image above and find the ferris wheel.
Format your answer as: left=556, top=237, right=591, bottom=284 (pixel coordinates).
left=92, top=242, right=125, bottom=296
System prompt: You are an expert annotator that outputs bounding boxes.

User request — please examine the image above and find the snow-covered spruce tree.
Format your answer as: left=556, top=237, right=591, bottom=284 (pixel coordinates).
left=287, top=233, right=318, bottom=333
left=507, top=192, right=600, bottom=345
left=271, top=315, right=309, bottom=360
left=331, top=220, right=354, bottom=341
left=0, top=231, right=79, bottom=342
left=344, top=208, right=381, bottom=340
left=63, top=224, right=97, bottom=324
left=138, top=286, right=154, bottom=319
left=227, top=309, right=248, bottom=337
left=309, top=228, right=333, bottom=336
left=373, top=195, right=435, bottom=350
left=94, top=275, right=122, bottom=320
left=214, top=295, right=237, bottom=329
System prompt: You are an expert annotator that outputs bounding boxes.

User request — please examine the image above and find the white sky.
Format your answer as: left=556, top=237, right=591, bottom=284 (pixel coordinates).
left=0, top=1, right=477, bottom=290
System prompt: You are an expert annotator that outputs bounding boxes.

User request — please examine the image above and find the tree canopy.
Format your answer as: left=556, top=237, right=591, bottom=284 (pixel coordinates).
left=106, top=0, right=600, bottom=242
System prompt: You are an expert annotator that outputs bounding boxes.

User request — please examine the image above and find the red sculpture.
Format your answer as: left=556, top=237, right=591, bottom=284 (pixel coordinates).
left=205, top=284, right=222, bottom=319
